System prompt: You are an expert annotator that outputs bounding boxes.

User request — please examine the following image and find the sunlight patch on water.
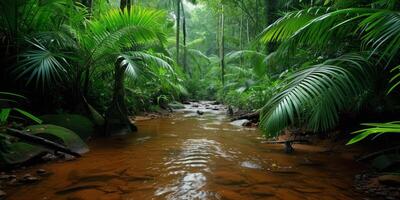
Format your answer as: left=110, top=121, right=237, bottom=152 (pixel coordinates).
left=155, top=172, right=208, bottom=200
left=156, top=139, right=231, bottom=199
left=240, top=161, right=263, bottom=169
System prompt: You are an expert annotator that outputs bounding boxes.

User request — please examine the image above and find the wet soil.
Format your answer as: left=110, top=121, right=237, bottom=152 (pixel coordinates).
left=5, top=102, right=365, bottom=200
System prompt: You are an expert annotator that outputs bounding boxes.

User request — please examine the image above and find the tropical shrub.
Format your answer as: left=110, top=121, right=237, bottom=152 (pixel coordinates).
left=259, top=1, right=400, bottom=137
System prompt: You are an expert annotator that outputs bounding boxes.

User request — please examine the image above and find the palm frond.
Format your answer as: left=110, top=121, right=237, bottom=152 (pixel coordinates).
left=85, top=6, right=167, bottom=64
left=119, top=51, right=174, bottom=80
left=388, top=65, right=400, bottom=94
left=348, top=122, right=400, bottom=144
left=359, top=10, right=400, bottom=62
left=260, top=53, right=374, bottom=136
left=15, top=39, right=68, bottom=87
left=259, top=7, right=324, bottom=43
left=187, top=49, right=210, bottom=63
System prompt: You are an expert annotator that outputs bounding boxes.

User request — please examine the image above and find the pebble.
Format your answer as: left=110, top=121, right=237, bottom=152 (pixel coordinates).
left=7, top=179, right=18, bottom=186
left=0, top=175, right=16, bottom=181
left=64, top=155, right=77, bottom=161
left=41, top=153, right=58, bottom=161
left=21, top=174, right=40, bottom=183
left=36, top=169, right=47, bottom=176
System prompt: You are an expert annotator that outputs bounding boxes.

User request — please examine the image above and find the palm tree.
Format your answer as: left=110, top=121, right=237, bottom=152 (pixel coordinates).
left=13, top=5, right=176, bottom=135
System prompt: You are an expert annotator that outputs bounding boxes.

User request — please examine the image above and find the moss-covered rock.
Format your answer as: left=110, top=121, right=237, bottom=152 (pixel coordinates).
left=40, top=114, right=94, bottom=140
left=25, top=124, right=89, bottom=154
left=0, top=124, right=89, bottom=167
left=0, top=141, right=46, bottom=166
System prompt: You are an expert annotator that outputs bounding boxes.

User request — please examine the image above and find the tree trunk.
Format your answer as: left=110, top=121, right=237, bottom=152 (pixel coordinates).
left=181, top=1, right=189, bottom=76
left=120, top=0, right=126, bottom=10
left=219, top=4, right=225, bottom=87
left=264, top=0, right=277, bottom=52
left=104, top=58, right=137, bottom=136
left=176, top=0, right=181, bottom=65
left=120, top=0, right=131, bottom=10
left=246, top=18, right=250, bottom=44
left=239, top=5, right=244, bottom=68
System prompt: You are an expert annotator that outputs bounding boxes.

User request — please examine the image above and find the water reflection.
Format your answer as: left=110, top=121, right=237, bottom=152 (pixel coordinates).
left=156, top=138, right=230, bottom=199
left=155, top=172, right=208, bottom=200
left=241, top=161, right=262, bottom=169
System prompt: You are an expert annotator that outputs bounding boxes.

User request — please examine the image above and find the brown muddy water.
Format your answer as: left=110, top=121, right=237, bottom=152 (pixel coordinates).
left=7, top=102, right=364, bottom=200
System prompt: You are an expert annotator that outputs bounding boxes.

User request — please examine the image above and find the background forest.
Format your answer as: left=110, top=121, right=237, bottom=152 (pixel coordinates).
left=1, top=0, right=400, bottom=173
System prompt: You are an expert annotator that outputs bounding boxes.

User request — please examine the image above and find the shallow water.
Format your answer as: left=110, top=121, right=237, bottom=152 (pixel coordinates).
left=8, top=102, right=364, bottom=200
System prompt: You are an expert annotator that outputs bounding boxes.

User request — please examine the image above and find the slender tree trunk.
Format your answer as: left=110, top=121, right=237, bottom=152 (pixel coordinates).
left=176, top=0, right=181, bottom=65
left=239, top=7, right=244, bottom=68
left=255, top=0, right=260, bottom=34
left=219, top=4, right=225, bottom=87
left=120, top=0, right=131, bottom=10
left=104, top=58, right=137, bottom=136
left=246, top=18, right=250, bottom=44
left=128, top=0, right=131, bottom=10
left=104, top=0, right=137, bottom=136
left=181, top=1, right=189, bottom=76
left=217, top=13, right=220, bottom=53
left=264, top=0, right=277, bottom=53
left=83, top=67, right=90, bottom=97
left=120, top=0, right=127, bottom=10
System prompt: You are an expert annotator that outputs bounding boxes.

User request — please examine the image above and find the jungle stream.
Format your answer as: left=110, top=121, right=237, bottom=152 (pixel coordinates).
left=6, top=102, right=363, bottom=200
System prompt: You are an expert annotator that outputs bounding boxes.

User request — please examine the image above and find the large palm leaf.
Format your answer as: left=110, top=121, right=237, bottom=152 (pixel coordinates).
left=83, top=6, right=167, bottom=66
left=15, top=39, right=69, bottom=87
left=260, top=53, right=374, bottom=136
left=15, top=6, right=169, bottom=87
left=119, top=51, right=174, bottom=80
left=260, top=6, right=400, bottom=63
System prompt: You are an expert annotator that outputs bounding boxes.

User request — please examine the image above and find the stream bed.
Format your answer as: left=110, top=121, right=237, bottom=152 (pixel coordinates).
left=7, top=102, right=364, bottom=200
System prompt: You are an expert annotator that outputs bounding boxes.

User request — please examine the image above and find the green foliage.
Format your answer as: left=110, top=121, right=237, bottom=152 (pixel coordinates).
left=259, top=1, right=400, bottom=137
left=0, top=92, right=43, bottom=125
left=348, top=122, right=400, bottom=145
left=260, top=54, right=374, bottom=136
